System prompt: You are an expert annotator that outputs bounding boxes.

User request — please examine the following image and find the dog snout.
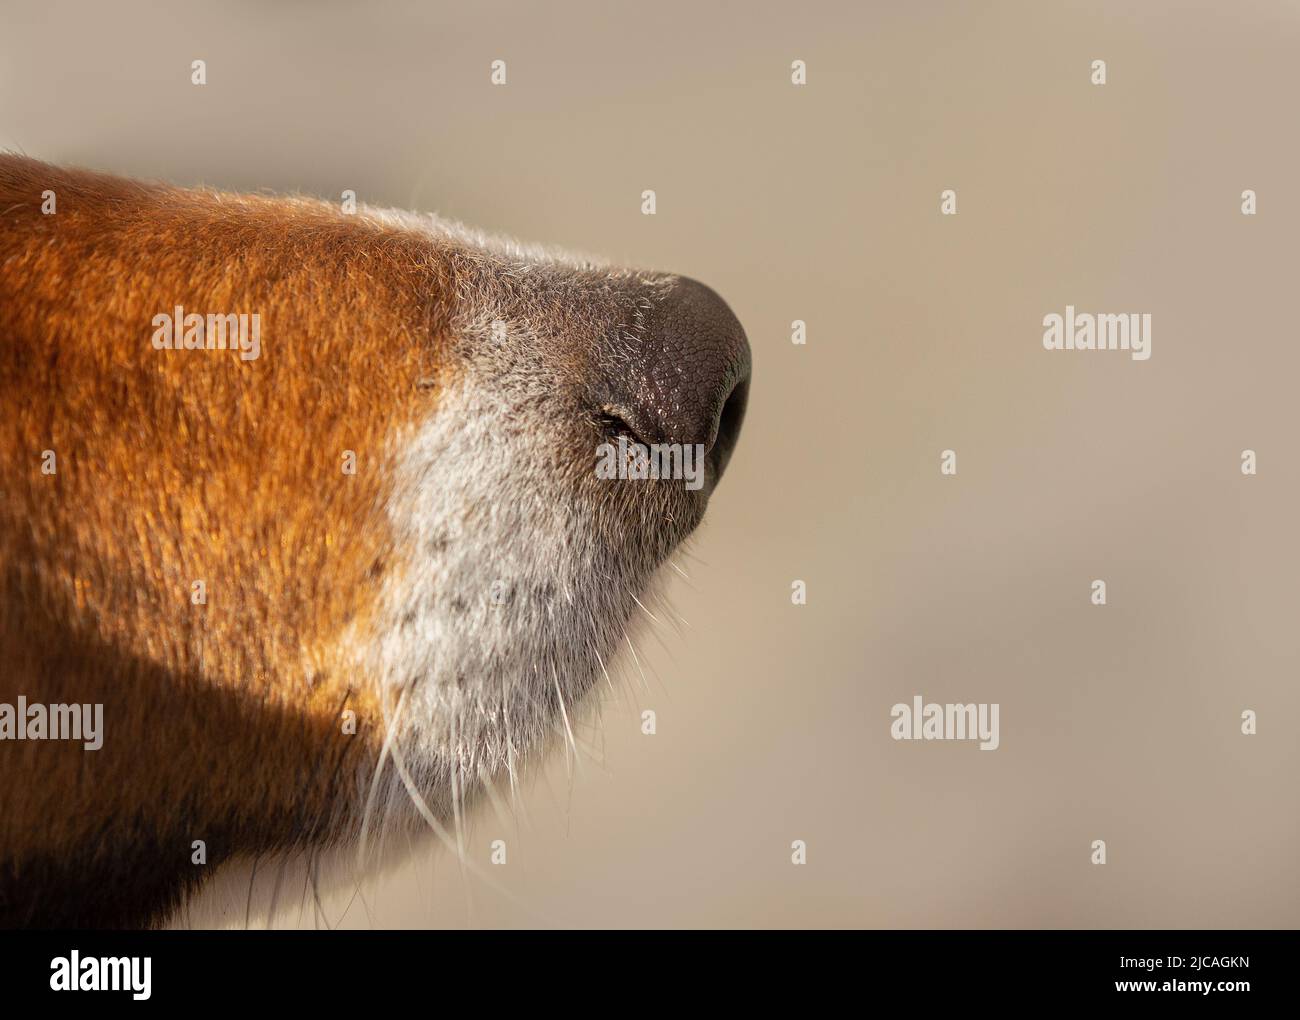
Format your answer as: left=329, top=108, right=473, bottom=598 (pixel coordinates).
left=596, top=277, right=752, bottom=483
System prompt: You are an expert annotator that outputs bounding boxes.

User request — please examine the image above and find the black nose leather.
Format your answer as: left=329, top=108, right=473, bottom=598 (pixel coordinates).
left=599, top=277, right=752, bottom=481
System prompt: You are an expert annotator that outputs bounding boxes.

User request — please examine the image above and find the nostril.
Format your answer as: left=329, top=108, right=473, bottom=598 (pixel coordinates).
left=711, top=375, right=749, bottom=477
left=596, top=405, right=653, bottom=448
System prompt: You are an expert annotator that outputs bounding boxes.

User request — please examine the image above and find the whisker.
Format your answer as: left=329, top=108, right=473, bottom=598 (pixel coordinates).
left=308, top=850, right=330, bottom=930
left=384, top=724, right=540, bottom=919
left=648, top=588, right=690, bottom=636
left=243, top=853, right=261, bottom=931
left=448, top=713, right=475, bottom=924
left=628, top=589, right=662, bottom=626
left=335, top=879, right=363, bottom=929
left=623, top=630, right=649, bottom=693
left=553, top=668, right=582, bottom=778
left=357, top=684, right=410, bottom=869
left=477, top=765, right=516, bottom=836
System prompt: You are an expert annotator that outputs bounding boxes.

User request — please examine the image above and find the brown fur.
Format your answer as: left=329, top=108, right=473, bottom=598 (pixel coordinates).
left=0, top=155, right=455, bottom=926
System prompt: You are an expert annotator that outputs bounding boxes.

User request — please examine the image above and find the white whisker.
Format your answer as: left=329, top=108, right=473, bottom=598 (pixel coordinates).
left=623, top=630, right=649, bottom=693
left=553, top=668, right=582, bottom=779
left=628, top=589, right=662, bottom=625
left=357, top=684, right=410, bottom=869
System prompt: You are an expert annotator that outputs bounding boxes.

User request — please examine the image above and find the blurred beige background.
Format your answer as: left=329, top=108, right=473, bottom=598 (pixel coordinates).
left=4, top=0, right=1299, bottom=927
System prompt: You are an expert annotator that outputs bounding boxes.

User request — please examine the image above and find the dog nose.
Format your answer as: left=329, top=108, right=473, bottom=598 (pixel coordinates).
left=598, top=277, right=752, bottom=481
